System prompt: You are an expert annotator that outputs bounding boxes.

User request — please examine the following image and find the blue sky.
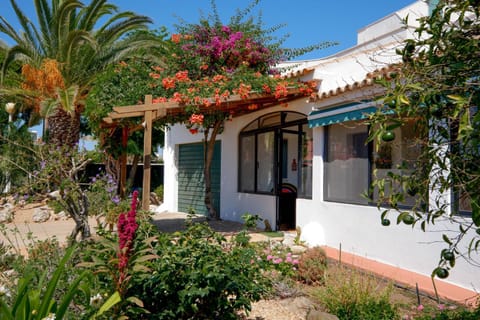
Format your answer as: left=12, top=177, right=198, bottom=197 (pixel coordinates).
left=1, top=0, right=416, bottom=59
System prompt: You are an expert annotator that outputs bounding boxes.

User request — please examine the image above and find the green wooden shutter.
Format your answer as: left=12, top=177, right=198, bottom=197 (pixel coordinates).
left=178, top=141, right=221, bottom=216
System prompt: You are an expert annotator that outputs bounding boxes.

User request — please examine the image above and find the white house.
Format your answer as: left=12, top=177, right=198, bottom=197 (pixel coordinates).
left=161, top=0, right=479, bottom=304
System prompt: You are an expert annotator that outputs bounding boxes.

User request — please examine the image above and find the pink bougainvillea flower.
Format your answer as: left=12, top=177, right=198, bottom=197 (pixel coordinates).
left=162, top=77, right=176, bottom=89
left=171, top=33, right=181, bottom=43
left=189, top=113, right=204, bottom=124
left=152, top=97, right=168, bottom=103
left=175, top=70, right=190, bottom=82
left=149, top=72, right=160, bottom=79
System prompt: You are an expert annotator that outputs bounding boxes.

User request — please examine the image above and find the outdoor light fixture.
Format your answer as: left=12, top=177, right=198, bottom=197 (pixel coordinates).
left=3, top=102, right=15, bottom=194
left=5, top=102, right=15, bottom=116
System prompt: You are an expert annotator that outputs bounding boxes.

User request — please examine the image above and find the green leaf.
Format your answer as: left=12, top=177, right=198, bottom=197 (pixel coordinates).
left=442, top=234, right=452, bottom=246
left=132, top=264, right=151, bottom=273
left=134, top=254, right=159, bottom=263
left=37, top=245, right=76, bottom=318
left=93, top=291, right=121, bottom=319
left=446, top=94, right=463, bottom=102
left=399, top=95, right=410, bottom=106
left=0, top=299, right=14, bottom=320
left=471, top=198, right=480, bottom=227
left=56, top=270, right=89, bottom=319
left=397, top=212, right=409, bottom=224
left=11, top=274, right=34, bottom=317
left=126, top=296, right=144, bottom=308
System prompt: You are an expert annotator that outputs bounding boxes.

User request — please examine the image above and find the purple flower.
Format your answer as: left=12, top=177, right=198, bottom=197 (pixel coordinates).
left=112, top=195, right=120, bottom=205
left=221, top=25, right=231, bottom=33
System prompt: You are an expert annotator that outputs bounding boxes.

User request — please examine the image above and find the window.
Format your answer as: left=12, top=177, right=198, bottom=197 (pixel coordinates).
left=239, top=135, right=255, bottom=192
left=324, top=122, right=369, bottom=204
left=324, top=119, right=421, bottom=206
left=257, top=132, right=275, bottom=193
left=238, top=112, right=312, bottom=198
left=371, top=120, right=422, bottom=207
left=299, top=124, right=313, bottom=198
left=454, top=106, right=478, bottom=214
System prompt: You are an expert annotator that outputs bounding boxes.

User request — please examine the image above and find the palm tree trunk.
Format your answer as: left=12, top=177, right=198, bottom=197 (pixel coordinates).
left=46, top=107, right=80, bottom=148
left=203, top=120, right=222, bottom=220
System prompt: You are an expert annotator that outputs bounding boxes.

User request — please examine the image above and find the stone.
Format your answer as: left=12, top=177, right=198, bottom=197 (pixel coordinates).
left=282, top=234, right=297, bottom=247
left=0, top=206, right=13, bottom=223
left=32, top=207, right=51, bottom=223
left=54, top=211, right=68, bottom=220
left=290, top=245, right=307, bottom=255
left=47, top=190, right=61, bottom=200
left=306, top=310, right=339, bottom=320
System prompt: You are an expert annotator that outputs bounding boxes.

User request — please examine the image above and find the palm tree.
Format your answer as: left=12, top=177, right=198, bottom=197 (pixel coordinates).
left=0, top=0, right=156, bottom=147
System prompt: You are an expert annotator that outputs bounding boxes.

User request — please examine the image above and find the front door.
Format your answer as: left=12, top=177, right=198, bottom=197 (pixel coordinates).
left=276, top=126, right=300, bottom=230
left=238, top=112, right=312, bottom=231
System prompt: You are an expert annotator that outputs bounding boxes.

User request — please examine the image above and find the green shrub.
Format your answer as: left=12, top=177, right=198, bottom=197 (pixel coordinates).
left=133, top=222, right=271, bottom=319
left=241, top=212, right=261, bottom=230
left=154, top=184, right=164, bottom=202
left=0, top=241, right=20, bottom=272
left=296, top=246, right=327, bottom=285
left=415, top=305, right=480, bottom=320
left=311, top=265, right=399, bottom=320
left=0, top=246, right=90, bottom=320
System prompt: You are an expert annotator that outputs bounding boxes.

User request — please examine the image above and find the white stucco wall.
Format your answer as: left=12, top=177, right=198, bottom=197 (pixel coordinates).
left=295, top=124, right=480, bottom=294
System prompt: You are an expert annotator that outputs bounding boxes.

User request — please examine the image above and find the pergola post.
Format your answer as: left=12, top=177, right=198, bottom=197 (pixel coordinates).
left=142, top=95, right=153, bottom=210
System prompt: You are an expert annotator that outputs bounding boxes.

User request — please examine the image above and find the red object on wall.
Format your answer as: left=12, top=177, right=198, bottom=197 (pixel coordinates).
left=291, top=158, right=297, bottom=171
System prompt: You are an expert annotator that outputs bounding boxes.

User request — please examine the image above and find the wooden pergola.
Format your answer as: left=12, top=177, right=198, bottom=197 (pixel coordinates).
left=103, top=89, right=307, bottom=209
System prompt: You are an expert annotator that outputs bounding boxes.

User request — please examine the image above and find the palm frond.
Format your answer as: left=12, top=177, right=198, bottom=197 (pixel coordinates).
left=34, top=0, right=53, bottom=45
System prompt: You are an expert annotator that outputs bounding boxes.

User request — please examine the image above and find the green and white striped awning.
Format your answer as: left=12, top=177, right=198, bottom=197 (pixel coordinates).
left=308, top=102, right=379, bottom=128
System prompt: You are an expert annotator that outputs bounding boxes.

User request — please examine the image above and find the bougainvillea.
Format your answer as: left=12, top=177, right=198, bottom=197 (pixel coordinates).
left=145, top=18, right=318, bottom=129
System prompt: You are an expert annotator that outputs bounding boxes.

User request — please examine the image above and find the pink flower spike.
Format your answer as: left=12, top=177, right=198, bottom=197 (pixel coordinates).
left=292, top=259, right=299, bottom=265
left=266, top=255, right=273, bottom=261
left=417, top=304, right=424, bottom=311
left=438, top=304, right=445, bottom=311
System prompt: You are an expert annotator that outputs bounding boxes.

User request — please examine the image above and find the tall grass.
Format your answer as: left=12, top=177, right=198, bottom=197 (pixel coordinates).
left=310, top=264, right=399, bottom=320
